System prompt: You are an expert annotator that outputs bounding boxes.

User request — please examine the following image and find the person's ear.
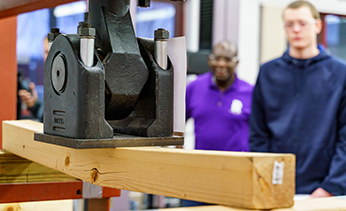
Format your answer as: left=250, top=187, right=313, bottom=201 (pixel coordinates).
left=208, top=54, right=214, bottom=66
left=315, top=18, right=322, bottom=35
left=232, top=57, right=239, bottom=66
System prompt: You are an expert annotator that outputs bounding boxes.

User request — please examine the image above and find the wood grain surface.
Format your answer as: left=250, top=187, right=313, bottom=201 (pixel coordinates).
left=3, top=120, right=295, bottom=209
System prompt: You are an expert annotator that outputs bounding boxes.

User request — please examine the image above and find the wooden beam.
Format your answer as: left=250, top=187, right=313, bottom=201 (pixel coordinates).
left=0, top=150, right=77, bottom=183
left=0, top=148, right=120, bottom=203
left=156, top=198, right=346, bottom=211
left=0, top=0, right=78, bottom=19
left=2, top=120, right=295, bottom=210
left=0, top=200, right=73, bottom=211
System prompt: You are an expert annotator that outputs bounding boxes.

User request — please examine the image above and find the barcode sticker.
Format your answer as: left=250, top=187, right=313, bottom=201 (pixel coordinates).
left=272, top=161, right=284, bottom=185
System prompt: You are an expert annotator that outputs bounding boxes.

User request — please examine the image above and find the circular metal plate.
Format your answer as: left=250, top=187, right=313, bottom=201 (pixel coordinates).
left=51, top=54, right=66, bottom=93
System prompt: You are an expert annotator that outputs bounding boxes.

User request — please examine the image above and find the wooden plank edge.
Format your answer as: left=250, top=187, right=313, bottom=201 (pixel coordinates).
left=0, top=200, right=73, bottom=211
left=155, top=198, right=346, bottom=211
left=2, top=120, right=295, bottom=209
left=0, top=149, right=78, bottom=183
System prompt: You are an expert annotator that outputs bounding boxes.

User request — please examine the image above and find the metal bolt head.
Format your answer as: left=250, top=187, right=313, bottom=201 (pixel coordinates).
left=51, top=28, right=60, bottom=34
left=138, top=0, right=150, bottom=7
left=154, top=28, right=169, bottom=40
left=78, top=24, right=96, bottom=37
left=48, top=32, right=55, bottom=42
left=48, top=28, right=61, bottom=42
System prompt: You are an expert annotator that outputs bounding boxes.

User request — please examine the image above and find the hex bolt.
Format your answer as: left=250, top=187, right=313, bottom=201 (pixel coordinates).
left=154, top=28, right=169, bottom=70
left=48, top=28, right=61, bottom=50
left=138, top=0, right=150, bottom=7
left=78, top=14, right=96, bottom=67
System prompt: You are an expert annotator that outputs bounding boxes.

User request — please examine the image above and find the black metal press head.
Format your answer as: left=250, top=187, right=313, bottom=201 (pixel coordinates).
left=34, top=0, right=185, bottom=149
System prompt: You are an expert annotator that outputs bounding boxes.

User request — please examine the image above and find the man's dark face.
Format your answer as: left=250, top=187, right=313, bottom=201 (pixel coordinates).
left=208, top=46, right=238, bottom=83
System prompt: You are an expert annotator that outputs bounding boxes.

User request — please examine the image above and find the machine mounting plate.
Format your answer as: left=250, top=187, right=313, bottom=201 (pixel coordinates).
left=34, top=133, right=184, bottom=149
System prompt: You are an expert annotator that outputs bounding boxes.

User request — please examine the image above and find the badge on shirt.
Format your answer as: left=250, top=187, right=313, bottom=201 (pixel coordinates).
left=229, top=99, right=243, bottom=115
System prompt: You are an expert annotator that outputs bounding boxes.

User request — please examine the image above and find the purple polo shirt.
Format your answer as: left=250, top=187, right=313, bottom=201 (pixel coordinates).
left=186, top=72, right=253, bottom=151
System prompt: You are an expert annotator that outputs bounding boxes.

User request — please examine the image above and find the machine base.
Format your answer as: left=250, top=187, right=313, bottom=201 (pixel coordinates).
left=34, top=133, right=184, bottom=149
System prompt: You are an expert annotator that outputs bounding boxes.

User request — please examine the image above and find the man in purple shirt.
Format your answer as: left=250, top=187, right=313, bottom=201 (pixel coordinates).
left=186, top=41, right=253, bottom=152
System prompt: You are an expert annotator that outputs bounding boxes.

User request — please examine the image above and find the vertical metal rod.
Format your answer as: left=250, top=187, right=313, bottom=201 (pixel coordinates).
left=155, top=41, right=168, bottom=69
left=78, top=13, right=95, bottom=67
left=154, top=28, right=169, bottom=70
left=80, top=38, right=95, bottom=67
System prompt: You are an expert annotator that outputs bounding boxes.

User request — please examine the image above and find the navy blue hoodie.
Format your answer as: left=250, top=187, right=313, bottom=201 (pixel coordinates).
left=250, top=47, right=346, bottom=195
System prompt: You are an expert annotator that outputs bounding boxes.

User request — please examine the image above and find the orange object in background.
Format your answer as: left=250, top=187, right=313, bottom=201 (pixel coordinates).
left=0, top=16, right=17, bottom=149
left=0, top=181, right=121, bottom=203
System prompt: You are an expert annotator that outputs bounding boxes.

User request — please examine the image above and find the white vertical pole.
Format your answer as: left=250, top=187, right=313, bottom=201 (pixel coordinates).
left=184, top=0, right=200, bottom=52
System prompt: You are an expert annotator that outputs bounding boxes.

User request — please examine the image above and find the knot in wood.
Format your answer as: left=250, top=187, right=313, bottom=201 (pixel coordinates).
left=91, top=168, right=99, bottom=183
left=4, top=205, right=21, bottom=211
left=65, top=156, right=70, bottom=167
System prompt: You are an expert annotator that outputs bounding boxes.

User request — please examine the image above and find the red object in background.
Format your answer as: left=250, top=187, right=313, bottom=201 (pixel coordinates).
left=0, top=181, right=121, bottom=203
left=0, top=16, right=17, bottom=150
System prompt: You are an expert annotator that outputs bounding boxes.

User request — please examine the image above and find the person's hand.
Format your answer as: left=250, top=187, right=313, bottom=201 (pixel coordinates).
left=18, top=82, right=38, bottom=108
left=310, top=187, right=333, bottom=198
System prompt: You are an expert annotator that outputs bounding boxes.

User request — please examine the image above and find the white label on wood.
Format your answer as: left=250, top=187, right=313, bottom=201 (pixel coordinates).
left=272, top=161, right=284, bottom=185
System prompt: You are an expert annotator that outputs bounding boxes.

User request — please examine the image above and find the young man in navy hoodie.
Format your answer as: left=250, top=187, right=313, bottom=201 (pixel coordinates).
left=250, top=1, right=346, bottom=197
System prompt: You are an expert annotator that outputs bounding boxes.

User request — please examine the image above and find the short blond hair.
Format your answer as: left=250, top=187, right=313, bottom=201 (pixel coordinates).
left=284, top=0, right=320, bottom=19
